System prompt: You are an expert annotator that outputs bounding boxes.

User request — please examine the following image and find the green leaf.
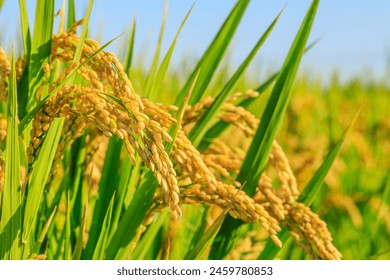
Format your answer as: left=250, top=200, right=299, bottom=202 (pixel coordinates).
left=92, top=195, right=115, bottom=260
left=130, top=210, right=169, bottom=259
left=123, top=18, right=136, bottom=75
left=22, top=118, right=64, bottom=257
left=188, top=11, right=281, bottom=147
left=175, top=0, right=250, bottom=106
left=83, top=136, right=122, bottom=259
left=197, top=71, right=279, bottom=152
left=210, top=0, right=320, bottom=260
left=238, top=0, right=319, bottom=196
left=105, top=172, right=158, bottom=260
left=0, top=54, right=22, bottom=260
left=66, top=0, right=76, bottom=30
left=26, top=0, right=55, bottom=111
left=148, top=4, right=194, bottom=102
left=143, top=0, right=168, bottom=99
left=17, top=0, right=31, bottom=120
left=185, top=207, right=229, bottom=260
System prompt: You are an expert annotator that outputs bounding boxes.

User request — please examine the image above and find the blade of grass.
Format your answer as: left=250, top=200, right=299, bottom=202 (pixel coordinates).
left=32, top=206, right=57, bottom=257
left=82, top=136, right=122, bottom=259
left=92, top=194, right=115, bottom=260
left=123, top=18, right=136, bottom=75
left=175, top=0, right=250, bottom=106
left=184, top=207, right=229, bottom=260
left=0, top=54, right=22, bottom=260
left=130, top=209, right=169, bottom=260
left=197, top=71, right=279, bottom=152
left=210, top=0, right=320, bottom=260
left=143, top=0, right=168, bottom=99
left=148, top=4, right=194, bottom=102
left=18, top=0, right=31, bottom=57
left=17, top=0, right=31, bottom=120
left=26, top=0, right=54, bottom=111
left=197, top=38, right=320, bottom=152
left=66, top=0, right=76, bottom=30
left=188, top=11, right=282, bottom=147
left=21, top=118, right=64, bottom=258
left=239, top=0, right=319, bottom=195
left=104, top=171, right=157, bottom=260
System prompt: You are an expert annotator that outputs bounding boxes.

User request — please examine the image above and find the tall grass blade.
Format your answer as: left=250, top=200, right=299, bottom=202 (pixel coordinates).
left=143, top=0, right=168, bottom=99
left=188, top=11, right=281, bottom=147
left=26, top=0, right=54, bottom=111
left=17, top=0, right=31, bottom=119
left=0, top=54, right=22, bottom=260
left=175, top=0, right=250, bottom=106
left=210, top=0, right=320, bottom=259
left=185, top=208, right=229, bottom=260
left=22, top=118, right=64, bottom=257
left=198, top=72, right=279, bottom=152
left=123, top=18, right=136, bottom=75
left=83, top=136, right=122, bottom=258
left=105, top=172, right=157, bottom=260
left=92, top=195, right=115, bottom=260
left=130, top=210, right=169, bottom=260
left=66, top=0, right=76, bottom=30
left=148, top=4, right=194, bottom=102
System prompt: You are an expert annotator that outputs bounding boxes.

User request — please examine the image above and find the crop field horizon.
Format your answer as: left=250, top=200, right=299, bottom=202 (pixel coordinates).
left=0, top=0, right=389, bottom=260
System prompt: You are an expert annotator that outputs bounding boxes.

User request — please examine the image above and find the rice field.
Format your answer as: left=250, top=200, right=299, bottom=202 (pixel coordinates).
left=0, top=0, right=389, bottom=260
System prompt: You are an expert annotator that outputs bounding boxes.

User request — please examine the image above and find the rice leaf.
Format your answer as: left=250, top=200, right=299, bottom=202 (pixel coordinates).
left=0, top=54, right=22, bottom=260
left=17, top=0, right=31, bottom=119
left=130, top=210, right=169, bottom=260
left=32, top=206, right=57, bottom=257
left=238, top=0, right=319, bottom=195
left=108, top=154, right=133, bottom=238
left=165, top=69, right=199, bottom=154
left=105, top=172, right=157, bottom=260
left=66, top=0, right=76, bottom=30
left=175, top=0, right=250, bottom=106
left=210, top=0, right=320, bottom=259
left=188, top=11, right=282, bottom=147
left=148, top=4, right=194, bottom=102
left=197, top=71, right=279, bottom=152
left=92, top=194, right=115, bottom=260
left=26, top=0, right=54, bottom=111
left=184, top=207, right=229, bottom=260
left=143, top=0, right=168, bottom=99
left=21, top=118, right=64, bottom=257
left=123, top=18, right=136, bottom=75
left=18, top=0, right=31, bottom=56
left=83, top=136, right=122, bottom=259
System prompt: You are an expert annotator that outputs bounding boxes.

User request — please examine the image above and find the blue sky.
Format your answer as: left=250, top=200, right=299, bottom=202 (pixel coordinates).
left=1, top=0, right=389, bottom=83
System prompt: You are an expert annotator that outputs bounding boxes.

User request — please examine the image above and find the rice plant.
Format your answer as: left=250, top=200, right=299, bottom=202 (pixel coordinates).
left=0, top=0, right=388, bottom=260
